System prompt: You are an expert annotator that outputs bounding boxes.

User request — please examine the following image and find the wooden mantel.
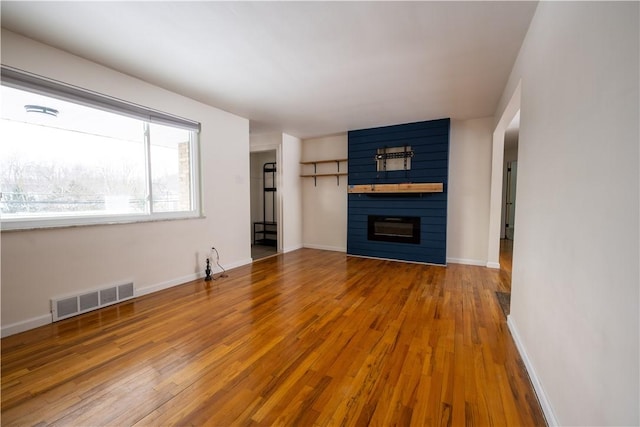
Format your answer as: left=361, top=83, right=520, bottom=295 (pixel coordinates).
left=347, top=183, right=443, bottom=194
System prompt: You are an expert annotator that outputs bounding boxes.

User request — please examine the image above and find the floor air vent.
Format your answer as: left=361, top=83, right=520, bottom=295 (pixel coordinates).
left=52, top=282, right=134, bottom=322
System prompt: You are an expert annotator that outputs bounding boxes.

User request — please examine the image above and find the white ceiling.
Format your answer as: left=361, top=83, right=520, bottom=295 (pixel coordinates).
left=1, top=1, right=537, bottom=139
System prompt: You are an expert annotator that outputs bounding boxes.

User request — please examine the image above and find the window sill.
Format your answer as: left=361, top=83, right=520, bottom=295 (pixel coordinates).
left=1, top=212, right=206, bottom=232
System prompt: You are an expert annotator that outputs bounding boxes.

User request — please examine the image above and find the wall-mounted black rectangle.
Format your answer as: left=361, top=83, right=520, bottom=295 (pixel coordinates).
left=368, top=216, right=420, bottom=244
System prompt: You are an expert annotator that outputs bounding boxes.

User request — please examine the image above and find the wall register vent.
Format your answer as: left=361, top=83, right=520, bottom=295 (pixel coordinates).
left=51, top=282, right=134, bottom=322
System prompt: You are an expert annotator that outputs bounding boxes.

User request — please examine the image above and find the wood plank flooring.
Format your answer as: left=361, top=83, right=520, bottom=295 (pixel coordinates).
left=1, top=249, right=545, bottom=426
left=500, top=239, right=514, bottom=281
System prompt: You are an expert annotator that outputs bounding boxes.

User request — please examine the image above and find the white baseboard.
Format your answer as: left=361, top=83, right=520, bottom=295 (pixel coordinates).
left=1, top=313, right=51, bottom=338
left=137, top=257, right=252, bottom=297
left=303, top=244, right=346, bottom=253
left=486, top=261, right=501, bottom=269
left=223, top=258, right=253, bottom=271
left=446, top=257, right=485, bottom=266
left=1, top=258, right=254, bottom=338
left=282, top=244, right=303, bottom=253
left=507, top=315, right=559, bottom=426
left=136, top=272, right=202, bottom=297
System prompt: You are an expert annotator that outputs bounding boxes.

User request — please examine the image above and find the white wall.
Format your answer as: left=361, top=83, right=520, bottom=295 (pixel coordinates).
left=447, top=118, right=493, bottom=265
left=250, top=133, right=281, bottom=152
left=1, top=30, right=252, bottom=335
left=494, top=3, right=639, bottom=425
left=301, top=134, right=348, bottom=252
left=281, top=133, right=302, bottom=252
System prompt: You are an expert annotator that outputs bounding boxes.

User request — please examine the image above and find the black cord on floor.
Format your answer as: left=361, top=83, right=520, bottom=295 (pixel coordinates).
left=212, top=247, right=228, bottom=279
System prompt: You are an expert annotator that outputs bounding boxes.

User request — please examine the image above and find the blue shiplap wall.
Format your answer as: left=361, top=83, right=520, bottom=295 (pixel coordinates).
left=347, top=118, right=450, bottom=265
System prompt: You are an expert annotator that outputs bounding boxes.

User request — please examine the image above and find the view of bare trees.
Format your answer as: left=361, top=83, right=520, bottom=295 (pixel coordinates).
left=1, top=153, right=147, bottom=215
left=1, top=84, right=194, bottom=221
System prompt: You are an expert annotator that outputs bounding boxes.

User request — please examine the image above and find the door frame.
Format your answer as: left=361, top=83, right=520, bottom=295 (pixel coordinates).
left=487, top=81, right=521, bottom=268
left=249, top=145, right=282, bottom=254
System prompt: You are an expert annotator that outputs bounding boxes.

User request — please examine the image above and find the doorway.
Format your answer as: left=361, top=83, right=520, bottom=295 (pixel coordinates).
left=499, top=111, right=519, bottom=283
left=488, top=84, right=521, bottom=318
left=250, top=150, right=278, bottom=260
left=488, top=81, right=521, bottom=271
left=505, top=160, right=518, bottom=240
left=502, top=110, right=520, bottom=241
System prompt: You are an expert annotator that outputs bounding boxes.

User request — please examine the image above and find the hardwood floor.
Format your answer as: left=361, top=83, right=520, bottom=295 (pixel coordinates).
left=499, top=239, right=514, bottom=282
left=251, top=244, right=278, bottom=261
left=1, top=249, right=545, bottom=426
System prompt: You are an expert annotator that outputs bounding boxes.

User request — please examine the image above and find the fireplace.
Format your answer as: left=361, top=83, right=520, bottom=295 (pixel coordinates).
left=348, top=118, right=449, bottom=264
left=367, top=215, right=420, bottom=244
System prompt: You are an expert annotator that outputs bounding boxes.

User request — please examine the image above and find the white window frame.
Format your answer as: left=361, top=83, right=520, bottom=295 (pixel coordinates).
left=0, top=66, right=203, bottom=231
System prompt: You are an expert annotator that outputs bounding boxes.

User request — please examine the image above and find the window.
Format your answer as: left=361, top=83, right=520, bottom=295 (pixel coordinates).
left=0, top=67, right=201, bottom=230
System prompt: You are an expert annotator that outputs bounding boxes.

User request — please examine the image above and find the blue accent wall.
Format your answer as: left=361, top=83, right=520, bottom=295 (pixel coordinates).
left=347, top=118, right=449, bottom=265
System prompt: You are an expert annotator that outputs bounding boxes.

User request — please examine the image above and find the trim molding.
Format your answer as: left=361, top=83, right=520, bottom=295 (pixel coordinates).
left=222, top=258, right=253, bottom=271
left=1, top=257, right=253, bottom=338
left=486, top=261, right=501, bottom=269
left=1, top=313, right=51, bottom=338
left=282, top=244, right=304, bottom=253
left=507, top=315, right=559, bottom=426
left=303, top=244, right=346, bottom=253
left=446, top=257, right=486, bottom=266
left=347, top=253, right=445, bottom=267
left=136, top=272, right=202, bottom=297
left=136, top=258, right=252, bottom=297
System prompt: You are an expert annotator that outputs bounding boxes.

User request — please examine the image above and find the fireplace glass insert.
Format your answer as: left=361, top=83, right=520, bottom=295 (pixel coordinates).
left=367, top=215, right=420, bottom=244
